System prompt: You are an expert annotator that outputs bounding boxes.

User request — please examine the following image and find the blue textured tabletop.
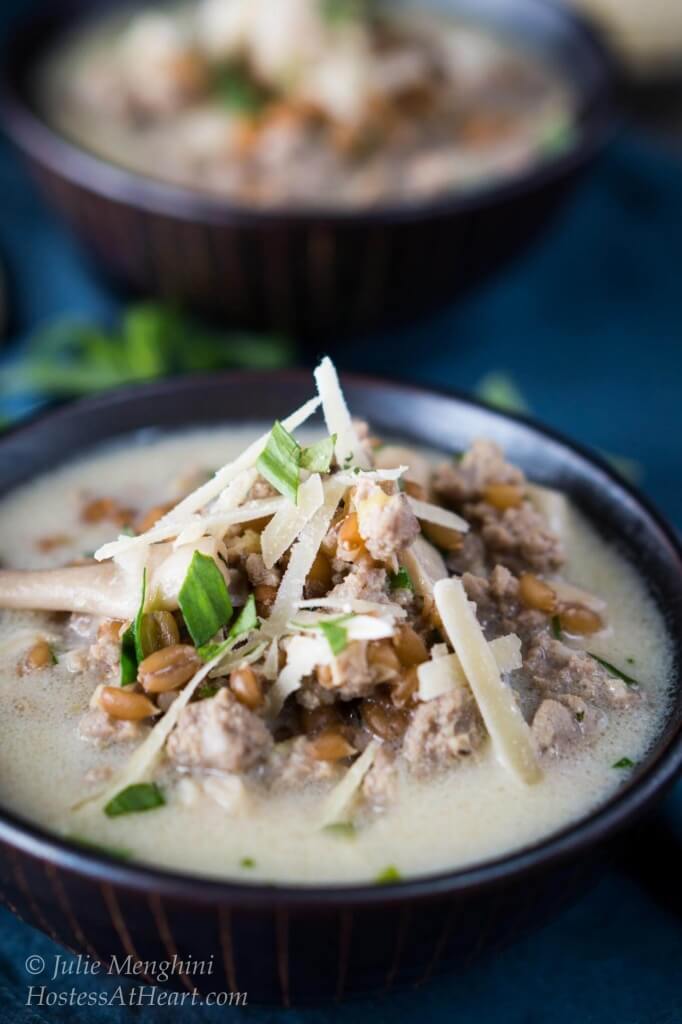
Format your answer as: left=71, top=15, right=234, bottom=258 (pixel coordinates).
left=1, top=6, right=682, bottom=1021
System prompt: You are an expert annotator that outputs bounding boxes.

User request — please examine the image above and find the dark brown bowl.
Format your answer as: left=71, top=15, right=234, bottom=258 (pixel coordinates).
left=0, top=0, right=617, bottom=339
left=0, top=371, right=680, bottom=1005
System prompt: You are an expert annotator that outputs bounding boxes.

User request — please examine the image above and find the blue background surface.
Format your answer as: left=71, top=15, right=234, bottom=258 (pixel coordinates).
left=1, top=1, right=682, bottom=1020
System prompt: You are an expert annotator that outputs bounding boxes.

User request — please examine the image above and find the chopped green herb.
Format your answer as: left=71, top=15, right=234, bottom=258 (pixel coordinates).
left=213, top=64, right=271, bottom=116
left=319, top=617, right=350, bottom=656
left=588, top=654, right=639, bottom=688
left=257, top=421, right=302, bottom=504
left=196, top=681, right=221, bottom=701
left=613, top=757, right=635, bottom=770
left=198, top=595, right=259, bottom=662
left=179, top=552, right=233, bottom=648
left=323, top=822, right=357, bottom=839
left=539, top=114, right=577, bottom=155
left=104, top=783, right=165, bottom=818
left=575, top=710, right=585, bottom=723
left=475, top=372, right=530, bottom=415
left=322, top=0, right=368, bottom=23
left=0, top=303, right=293, bottom=407
left=375, top=865, right=402, bottom=884
left=69, top=835, right=131, bottom=860
left=121, top=525, right=136, bottom=537
left=626, top=657, right=635, bottom=665
left=240, top=856, right=256, bottom=868
left=550, top=615, right=562, bottom=640
left=120, top=569, right=147, bottom=686
left=389, top=566, right=414, bottom=592
left=300, top=434, right=336, bottom=473
left=343, top=454, right=354, bottom=468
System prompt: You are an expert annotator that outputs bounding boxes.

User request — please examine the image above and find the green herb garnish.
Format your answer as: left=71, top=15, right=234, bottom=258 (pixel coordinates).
left=213, top=64, right=271, bottom=116
left=323, top=822, right=357, bottom=839
left=575, top=711, right=585, bottom=723
left=322, top=0, right=369, bottom=23
left=257, top=421, right=302, bottom=504
left=240, top=856, right=256, bottom=868
left=550, top=615, right=562, bottom=640
left=120, top=569, right=147, bottom=686
left=179, top=552, right=233, bottom=648
left=388, top=566, right=414, bottom=592
left=300, top=435, right=336, bottom=474
left=589, top=654, right=639, bottom=688
left=104, top=783, right=165, bottom=818
left=613, top=757, right=635, bottom=770
left=375, top=865, right=401, bottom=884
left=198, top=594, right=259, bottom=661
left=196, top=681, right=221, bottom=701
left=319, top=617, right=351, bottom=656
left=0, top=303, right=293, bottom=409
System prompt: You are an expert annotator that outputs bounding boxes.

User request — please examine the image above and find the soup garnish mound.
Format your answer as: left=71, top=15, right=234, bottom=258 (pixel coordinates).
left=0, top=358, right=671, bottom=884
left=38, top=0, right=576, bottom=207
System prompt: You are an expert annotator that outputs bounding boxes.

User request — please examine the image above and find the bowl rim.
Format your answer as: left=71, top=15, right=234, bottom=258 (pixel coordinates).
left=0, top=368, right=680, bottom=909
left=0, top=0, right=619, bottom=226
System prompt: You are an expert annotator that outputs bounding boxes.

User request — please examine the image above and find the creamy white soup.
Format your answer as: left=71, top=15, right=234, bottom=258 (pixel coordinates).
left=0, top=363, right=672, bottom=884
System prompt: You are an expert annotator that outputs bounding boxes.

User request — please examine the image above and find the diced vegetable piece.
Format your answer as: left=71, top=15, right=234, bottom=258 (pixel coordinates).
left=178, top=551, right=232, bottom=647
left=104, top=782, right=165, bottom=818
left=434, top=579, right=541, bottom=785
left=256, top=421, right=302, bottom=504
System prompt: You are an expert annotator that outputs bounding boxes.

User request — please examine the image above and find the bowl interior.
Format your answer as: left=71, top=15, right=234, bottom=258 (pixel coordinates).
left=0, top=372, right=680, bottom=903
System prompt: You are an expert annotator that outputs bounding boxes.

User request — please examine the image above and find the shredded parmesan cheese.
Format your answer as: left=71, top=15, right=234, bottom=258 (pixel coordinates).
left=268, top=634, right=330, bottom=715
left=261, top=474, right=324, bottom=569
left=319, top=739, right=380, bottom=827
left=417, top=634, right=522, bottom=701
left=264, top=478, right=346, bottom=637
left=296, top=597, right=407, bottom=619
left=434, top=578, right=541, bottom=785
left=406, top=496, right=469, bottom=534
left=333, top=467, right=406, bottom=486
left=314, top=357, right=370, bottom=470
left=95, top=396, right=321, bottom=561
left=400, top=536, right=448, bottom=598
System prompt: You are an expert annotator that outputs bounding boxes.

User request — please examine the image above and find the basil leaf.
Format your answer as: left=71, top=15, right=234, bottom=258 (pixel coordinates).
left=179, top=552, right=233, bottom=647
left=375, top=865, right=401, bottom=884
left=300, top=435, right=336, bottom=473
left=613, top=757, right=635, bottom=770
left=589, top=654, right=639, bottom=687
left=104, top=783, right=165, bottom=818
left=198, top=595, right=259, bottom=662
left=319, top=617, right=349, bottom=656
left=257, top=421, right=301, bottom=504
left=120, top=569, right=147, bottom=686
left=389, top=567, right=414, bottom=592
left=196, top=681, right=221, bottom=700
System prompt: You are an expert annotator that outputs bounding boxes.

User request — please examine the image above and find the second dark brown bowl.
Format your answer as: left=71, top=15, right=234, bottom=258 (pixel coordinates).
left=0, top=0, right=616, bottom=339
